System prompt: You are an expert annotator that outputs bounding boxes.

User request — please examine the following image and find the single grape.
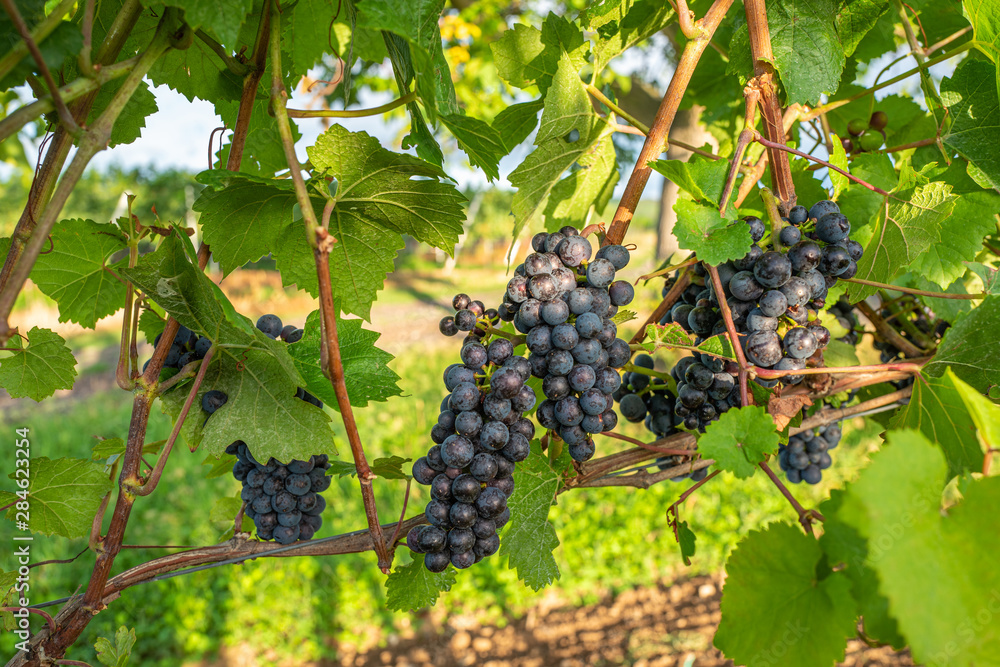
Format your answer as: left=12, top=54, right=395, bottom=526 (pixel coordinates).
left=816, top=213, right=851, bottom=243
left=557, top=236, right=593, bottom=267
left=586, top=258, right=616, bottom=288
left=745, top=331, right=782, bottom=367
left=608, top=281, right=634, bottom=306
left=788, top=205, right=808, bottom=225
left=779, top=225, right=801, bottom=246
left=729, top=271, right=765, bottom=301
left=783, top=327, right=818, bottom=359
left=807, top=200, right=839, bottom=221
left=758, top=290, right=788, bottom=318
left=743, top=216, right=766, bottom=242
left=455, top=309, right=478, bottom=331
left=256, top=314, right=283, bottom=338
left=753, top=251, right=792, bottom=289
left=596, top=244, right=630, bottom=270
left=788, top=241, right=822, bottom=272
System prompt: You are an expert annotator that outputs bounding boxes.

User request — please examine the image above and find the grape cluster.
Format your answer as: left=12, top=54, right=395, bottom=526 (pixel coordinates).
left=228, top=441, right=332, bottom=542
left=777, top=422, right=841, bottom=484
left=506, top=227, right=634, bottom=462
left=663, top=199, right=863, bottom=388
left=408, top=317, right=535, bottom=572
left=841, top=110, right=888, bottom=155
left=438, top=294, right=499, bottom=340
left=148, top=324, right=213, bottom=372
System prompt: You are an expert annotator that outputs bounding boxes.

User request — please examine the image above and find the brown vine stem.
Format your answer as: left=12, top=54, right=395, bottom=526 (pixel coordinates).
left=924, top=26, right=972, bottom=56
left=755, top=360, right=924, bottom=380
left=54, top=661, right=93, bottom=667
left=856, top=301, right=925, bottom=358
left=134, top=348, right=214, bottom=496
left=576, top=458, right=714, bottom=489
left=287, top=91, right=416, bottom=118
left=759, top=460, right=823, bottom=535
left=744, top=0, right=795, bottom=212
left=268, top=6, right=391, bottom=573
left=0, top=0, right=142, bottom=311
left=845, top=277, right=986, bottom=300
left=667, top=469, right=721, bottom=516
left=719, top=87, right=760, bottom=215
left=0, top=0, right=80, bottom=134
left=752, top=132, right=891, bottom=198
left=610, top=121, right=723, bottom=161
left=707, top=264, right=750, bottom=406
left=600, top=430, right=697, bottom=456
left=733, top=105, right=803, bottom=208
left=791, top=386, right=913, bottom=437
left=603, top=0, right=735, bottom=246
left=1, top=608, right=56, bottom=634
left=629, top=271, right=691, bottom=345
left=878, top=137, right=938, bottom=154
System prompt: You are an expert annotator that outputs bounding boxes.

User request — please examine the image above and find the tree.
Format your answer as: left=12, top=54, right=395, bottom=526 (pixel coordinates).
left=1, top=0, right=999, bottom=665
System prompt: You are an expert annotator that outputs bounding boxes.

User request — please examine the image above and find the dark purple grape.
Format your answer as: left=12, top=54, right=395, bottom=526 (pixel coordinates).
left=788, top=205, right=808, bottom=225
left=743, top=216, right=766, bottom=242
left=450, top=502, right=478, bottom=528
left=596, top=244, right=630, bottom=270
left=479, top=421, right=509, bottom=450
left=554, top=396, right=584, bottom=426
left=729, top=271, right=764, bottom=301
left=455, top=309, right=478, bottom=331
left=808, top=200, right=839, bottom=221
left=734, top=244, right=763, bottom=271
left=441, top=435, right=475, bottom=468
left=753, top=252, right=792, bottom=289
left=475, top=487, right=507, bottom=518
left=779, top=225, right=801, bottom=245
left=758, top=290, right=787, bottom=318
left=745, top=330, right=782, bottom=367
left=780, top=276, right=811, bottom=308
left=557, top=236, right=592, bottom=266
left=490, top=367, right=523, bottom=399
left=460, top=342, right=488, bottom=369
left=819, top=246, right=852, bottom=276
left=816, top=213, right=851, bottom=243
left=783, top=327, right=818, bottom=359
left=609, top=281, right=634, bottom=306
left=586, top=258, right=616, bottom=288
left=788, top=241, right=822, bottom=273
left=551, top=323, right=580, bottom=350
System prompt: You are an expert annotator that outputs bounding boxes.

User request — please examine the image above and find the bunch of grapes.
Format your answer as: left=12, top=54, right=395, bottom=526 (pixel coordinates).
left=777, top=422, right=842, bottom=484
left=507, top=228, right=635, bottom=462
left=407, top=324, right=533, bottom=572
left=148, top=324, right=213, bottom=372
left=228, top=441, right=332, bottom=542
left=438, top=294, right=499, bottom=340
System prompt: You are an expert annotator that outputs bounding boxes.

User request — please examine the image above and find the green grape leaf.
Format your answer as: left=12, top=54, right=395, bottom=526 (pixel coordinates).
left=385, top=553, right=457, bottom=611
left=728, top=0, right=847, bottom=106
left=88, top=79, right=158, bottom=148
left=282, top=0, right=348, bottom=73
left=209, top=496, right=253, bottom=533
left=541, top=133, right=619, bottom=231
left=610, top=309, right=637, bottom=325
left=588, top=0, right=674, bottom=74
left=499, top=442, right=561, bottom=590
left=942, top=58, right=1000, bottom=190
left=923, top=295, right=1000, bottom=392
left=818, top=490, right=905, bottom=648
left=836, top=152, right=897, bottom=232
left=676, top=519, right=697, bottom=566
left=0, top=569, right=18, bottom=631
left=94, top=626, right=137, bottom=667
left=824, top=338, right=859, bottom=367
left=492, top=99, right=543, bottom=152
left=138, top=305, right=167, bottom=346
left=649, top=155, right=732, bottom=207
left=698, top=406, right=778, bottom=479
left=193, top=171, right=299, bottom=274
left=508, top=53, right=612, bottom=240
left=672, top=199, right=750, bottom=266
left=639, top=322, right=694, bottom=354
left=163, top=0, right=253, bottom=48
left=0, top=1, right=81, bottom=91
left=836, top=0, right=892, bottom=56
left=202, top=452, right=236, bottom=480
left=890, top=371, right=984, bottom=482
left=0, top=457, right=112, bottom=538
left=697, top=333, right=738, bottom=361
left=966, top=261, right=1000, bottom=295
left=491, top=14, right=587, bottom=95
left=287, top=310, right=402, bottom=409
left=140, top=18, right=244, bottom=105
left=847, top=176, right=957, bottom=302
left=715, top=522, right=858, bottom=666
left=440, top=114, right=506, bottom=182
left=356, top=0, right=458, bottom=118
left=91, top=438, right=126, bottom=460
left=30, top=218, right=127, bottom=328
left=828, top=133, right=851, bottom=199
left=963, top=0, right=1000, bottom=101
left=121, top=237, right=335, bottom=462
left=946, top=368, right=1000, bottom=448
left=0, top=327, right=77, bottom=401
left=836, top=429, right=1000, bottom=666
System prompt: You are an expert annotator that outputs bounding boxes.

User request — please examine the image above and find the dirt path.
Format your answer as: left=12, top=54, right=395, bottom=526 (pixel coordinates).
left=336, top=576, right=912, bottom=667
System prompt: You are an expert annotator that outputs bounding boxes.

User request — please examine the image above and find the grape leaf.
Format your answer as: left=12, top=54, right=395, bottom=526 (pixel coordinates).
left=0, top=0, right=81, bottom=91
left=88, top=79, right=158, bottom=147
left=715, top=522, right=858, bottom=666
left=202, top=453, right=236, bottom=480
left=588, top=0, right=674, bottom=75
left=30, top=219, right=128, bottom=328
left=889, top=372, right=984, bottom=478
left=385, top=554, right=457, bottom=611
left=283, top=0, right=346, bottom=73
left=287, top=310, right=402, bottom=409
left=836, top=0, right=892, bottom=56
left=355, top=0, right=458, bottom=118
left=847, top=175, right=957, bottom=302
left=163, top=0, right=253, bottom=48
left=728, top=0, right=847, bottom=106
left=697, top=333, right=738, bottom=361
left=499, top=443, right=562, bottom=590
left=923, top=295, right=1000, bottom=392
left=946, top=368, right=1000, bottom=449
left=639, top=322, right=695, bottom=354
left=836, top=429, right=1000, bottom=666
left=824, top=338, right=859, bottom=367
left=193, top=171, right=299, bottom=274
left=963, top=0, right=1000, bottom=101
left=492, top=99, right=543, bottom=152
left=541, top=133, right=619, bottom=231
left=508, top=53, right=613, bottom=241
left=829, top=133, right=850, bottom=199
left=697, top=406, right=779, bottom=479
left=141, top=21, right=244, bottom=104
left=384, top=33, right=446, bottom=169
left=0, top=457, right=112, bottom=538
left=91, top=438, right=127, bottom=460
left=121, top=237, right=335, bottom=462
left=649, top=155, right=732, bottom=208
left=836, top=152, right=897, bottom=232
left=209, top=496, right=253, bottom=533
left=942, top=58, right=1000, bottom=190
left=676, top=519, right=697, bottom=566
left=491, top=15, right=588, bottom=95
left=440, top=114, right=506, bottom=182
left=818, top=490, right=905, bottom=648
left=94, top=626, right=137, bottom=667
left=671, top=199, right=751, bottom=266
left=966, top=261, right=1000, bottom=295
left=0, top=569, right=18, bottom=631
left=0, top=327, right=77, bottom=401
left=302, top=125, right=467, bottom=318
left=214, top=99, right=304, bottom=177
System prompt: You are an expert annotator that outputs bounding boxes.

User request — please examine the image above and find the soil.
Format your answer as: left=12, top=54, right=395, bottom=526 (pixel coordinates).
left=335, top=575, right=913, bottom=667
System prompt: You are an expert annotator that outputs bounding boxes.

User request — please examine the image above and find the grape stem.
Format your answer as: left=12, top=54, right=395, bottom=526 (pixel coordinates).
left=844, top=277, right=987, bottom=300
left=600, top=430, right=695, bottom=456
left=759, top=460, right=824, bottom=535
left=752, top=132, right=892, bottom=197
left=287, top=91, right=416, bottom=118
left=792, top=386, right=913, bottom=436
left=604, top=0, right=736, bottom=247
left=636, top=257, right=699, bottom=284
left=0, top=0, right=81, bottom=135
left=719, top=86, right=760, bottom=215
left=388, top=478, right=414, bottom=552
left=707, top=264, right=751, bottom=406
left=666, top=469, right=721, bottom=531
left=270, top=8, right=392, bottom=573
left=1, top=607, right=56, bottom=635
left=754, top=360, right=924, bottom=380
left=855, top=301, right=925, bottom=358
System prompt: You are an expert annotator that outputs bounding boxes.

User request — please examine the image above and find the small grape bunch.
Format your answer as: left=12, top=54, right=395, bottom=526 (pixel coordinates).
left=506, top=227, right=634, bottom=462
left=439, top=294, right=499, bottom=340
left=146, top=324, right=213, bottom=373
left=777, top=422, right=842, bottom=484
left=841, top=110, right=888, bottom=154
left=228, top=441, right=332, bottom=543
